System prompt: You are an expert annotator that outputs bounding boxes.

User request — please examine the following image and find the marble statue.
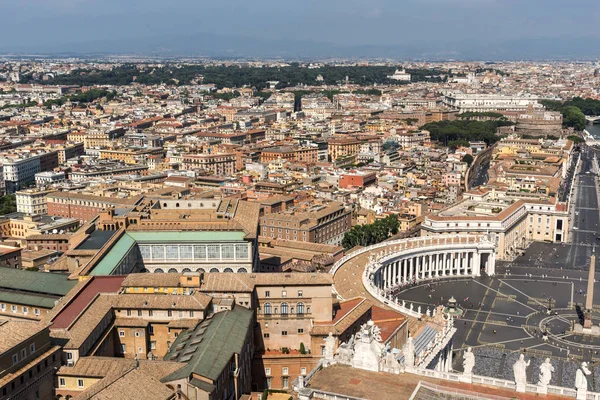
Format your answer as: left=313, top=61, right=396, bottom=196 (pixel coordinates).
left=426, top=307, right=431, bottom=317
left=513, top=354, right=530, bottom=392
left=335, top=342, right=354, bottom=364
left=409, top=303, right=414, bottom=312
left=402, top=300, right=406, bottom=308
left=417, top=305, right=421, bottom=315
left=403, top=336, right=415, bottom=368
left=576, top=361, right=591, bottom=399
left=538, top=358, right=554, bottom=387
left=462, top=347, right=475, bottom=375
left=324, top=332, right=335, bottom=361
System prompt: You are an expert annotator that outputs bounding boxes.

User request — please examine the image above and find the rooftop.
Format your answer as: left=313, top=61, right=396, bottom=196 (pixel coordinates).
left=163, top=306, right=253, bottom=382
left=0, top=267, right=76, bottom=297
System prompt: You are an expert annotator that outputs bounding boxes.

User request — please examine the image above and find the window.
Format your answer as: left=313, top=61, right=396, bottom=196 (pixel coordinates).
left=265, top=291, right=270, bottom=298
left=281, top=303, right=289, bottom=315
left=138, top=347, right=143, bottom=354
left=23, top=307, right=28, bottom=314
left=282, top=290, right=287, bottom=298
left=137, top=310, right=143, bottom=317
left=321, top=346, right=326, bottom=355
left=282, top=331, right=288, bottom=336
left=30, top=343, right=35, bottom=353
left=0, top=303, right=5, bottom=311
left=12, top=354, right=18, bottom=365
left=307, top=307, right=311, bottom=314
left=297, top=303, right=305, bottom=315
left=236, top=244, right=248, bottom=259
left=263, top=303, right=271, bottom=315
left=282, top=367, right=288, bottom=375
left=165, top=245, right=179, bottom=259
left=148, top=325, right=154, bottom=335
left=140, top=245, right=151, bottom=259
left=301, top=367, right=307, bottom=375
left=298, top=290, right=303, bottom=297
left=135, top=331, right=141, bottom=337
left=263, top=333, right=270, bottom=338
left=151, top=245, right=165, bottom=259
left=34, top=308, right=40, bottom=316
left=78, top=379, right=84, bottom=388
left=59, top=378, right=66, bottom=387
left=207, top=245, right=220, bottom=259
left=148, top=310, right=153, bottom=317
left=126, top=310, right=132, bottom=317
left=180, top=245, right=193, bottom=259
left=21, top=349, right=26, bottom=359
left=168, top=310, right=173, bottom=317
left=265, top=368, right=271, bottom=376
left=119, top=330, right=125, bottom=337
left=11, top=305, right=17, bottom=313
left=266, top=377, right=272, bottom=389
left=189, top=311, right=194, bottom=317
left=298, top=328, right=304, bottom=334
left=282, top=376, right=289, bottom=389
left=66, top=352, right=73, bottom=360
left=194, top=245, right=206, bottom=259
left=222, top=244, right=235, bottom=259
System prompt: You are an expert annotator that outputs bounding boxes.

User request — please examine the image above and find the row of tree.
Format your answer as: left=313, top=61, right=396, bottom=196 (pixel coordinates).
left=44, top=89, right=117, bottom=108
left=421, top=119, right=513, bottom=147
left=341, top=215, right=399, bottom=250
left=29, top=64, right=448, bottom=90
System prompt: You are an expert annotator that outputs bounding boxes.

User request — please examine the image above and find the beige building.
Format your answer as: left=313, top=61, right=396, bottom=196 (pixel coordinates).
left=421, top=188, right=569, bottom=260
left=181, top=152, right=236, bottom=176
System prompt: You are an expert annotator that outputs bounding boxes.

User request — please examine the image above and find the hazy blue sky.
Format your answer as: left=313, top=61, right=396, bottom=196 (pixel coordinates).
left=1, top=0, right=600, bottom=55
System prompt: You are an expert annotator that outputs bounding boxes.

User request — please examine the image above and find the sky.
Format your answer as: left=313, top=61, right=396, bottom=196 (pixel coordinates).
left=1, top=0, right=600, bottom=57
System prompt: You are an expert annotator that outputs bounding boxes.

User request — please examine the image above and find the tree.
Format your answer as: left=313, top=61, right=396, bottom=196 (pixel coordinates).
left=567, top=135, right=585, bottom=144
left=462, top=154, right=474, bottom=166
left=299, top=342, right=307, bottom=355
left=561, top=106, right=586, bottom=131
left=342, top=215, right=400, bottom=250
left=0, top=194, right=16, bottom=215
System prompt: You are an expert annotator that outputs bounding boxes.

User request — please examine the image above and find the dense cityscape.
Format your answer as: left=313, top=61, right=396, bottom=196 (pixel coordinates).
left=1, top=57, right=600, bottom=400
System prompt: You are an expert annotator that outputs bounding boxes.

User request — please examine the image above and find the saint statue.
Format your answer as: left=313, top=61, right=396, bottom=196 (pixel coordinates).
left=538, top=358, right=554, bottom=387
left=513, top=354, right=530, bottom=391
left=403, top=336, right=415, bottom=368
left=462, top=347, right=475, bottom=375
left=323, top=332, right=335, bottom=361
left=576, top=362, right=591, bottom=393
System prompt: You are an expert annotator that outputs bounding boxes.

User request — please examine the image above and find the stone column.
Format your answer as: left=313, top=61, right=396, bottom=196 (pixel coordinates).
left=487, top=252, right=496, bottom=276
left=448, top=253, right=454, bottom=276
left=409, top=258, right=414, bottom=282
left=403, top=259, right=408, bottom=283
left=473, top=252, right=480, bottom=277
left=416, top=256, right=421, bottom=281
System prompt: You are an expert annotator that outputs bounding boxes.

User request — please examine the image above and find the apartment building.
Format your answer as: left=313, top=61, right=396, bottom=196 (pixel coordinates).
left=181, top=153, right=236, bottom=176
left=0, top=320, right=62, bottom=400
left=16, top=188, right=55, bottom=215
left=327, top=138, right=361, bottom=161
left=421, top=189, right=569, bottom=260
left=46, top=192, right=141, bottom=222
left=259, top=202, right=352, bottom=245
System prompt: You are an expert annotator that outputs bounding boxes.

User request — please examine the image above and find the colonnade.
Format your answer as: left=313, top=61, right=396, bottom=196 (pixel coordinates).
left=372, top=249, right=495, bottom=291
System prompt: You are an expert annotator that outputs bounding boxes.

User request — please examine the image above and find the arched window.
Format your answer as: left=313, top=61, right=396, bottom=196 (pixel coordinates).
left=209, top=268, right=219, bottom=273
left=238, top=268, right=248, bottom=273
left=176, top=203, right=180, bottom=208
left=281, top=303, right=289, bottom=315
left=168, top=268, right=177, bottom=273
left=307, top=306, right=311, bottom=314
left=182, top=268, right=191, bottom=273
left=196, top=268, right=205, bottom=273
left=264, top=303, right=271, bottom=315
left=224, top=268, right=234, bottom=273
left=154, top=268, right=164, bottom=273
left=297, top=302, right=305, bottom=315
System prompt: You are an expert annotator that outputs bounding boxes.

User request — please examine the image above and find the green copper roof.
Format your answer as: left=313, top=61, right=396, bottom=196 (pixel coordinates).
left=88, top=231, right=247, bottom=276
left=162, top=307, right=253, bottom=383
left=0, top=290, right=58, bottom=309
left=127, top=231, right=246, bottom=242
left=0, top=267, right=76, bottom=296
left=89, top=233, right=136, bottom=276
